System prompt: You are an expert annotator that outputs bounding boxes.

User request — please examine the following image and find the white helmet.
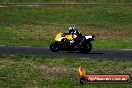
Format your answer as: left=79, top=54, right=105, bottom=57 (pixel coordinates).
left=68, top=26, right=76, bottom=34
left=72, top=26, right=75, bottom=30
left=69, top=27, right=72, bottom=30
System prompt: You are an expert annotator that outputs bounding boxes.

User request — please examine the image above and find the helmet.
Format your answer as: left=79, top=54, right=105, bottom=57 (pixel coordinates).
left=69, top=27, right=73, bottom=30
left=68, top=26, right=76, bottom=34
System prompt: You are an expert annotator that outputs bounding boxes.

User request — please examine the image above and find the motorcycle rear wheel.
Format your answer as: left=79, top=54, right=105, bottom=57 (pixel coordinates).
left=79, top=43, right=92, bottom=53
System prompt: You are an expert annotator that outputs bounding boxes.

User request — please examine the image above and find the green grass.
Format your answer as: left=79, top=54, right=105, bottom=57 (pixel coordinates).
left=0, top=0, right=132, bottom=3
left=0, top=5, right=132, bottom=48
left=0, top=55, right=132, bottom=88
left=1, top=6, right=132, bottom=28
left=93, top=39, right=132, bottom=49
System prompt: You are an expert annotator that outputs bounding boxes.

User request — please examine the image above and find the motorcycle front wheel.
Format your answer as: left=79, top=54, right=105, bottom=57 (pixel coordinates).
left=50, top=42, right=61, bottom=52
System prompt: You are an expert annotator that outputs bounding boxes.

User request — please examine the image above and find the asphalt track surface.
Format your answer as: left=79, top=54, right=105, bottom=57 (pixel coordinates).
left=0, top=46, right=132, bottom=59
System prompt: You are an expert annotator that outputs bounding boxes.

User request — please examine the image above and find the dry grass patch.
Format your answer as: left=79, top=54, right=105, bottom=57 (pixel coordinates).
left=32, top=64, right=69, bottom=74
left=7, top=24, right=132, bottom=40
left=124, top=68, right=132, bottom=75
left=79, top=27, right=132, bottom=39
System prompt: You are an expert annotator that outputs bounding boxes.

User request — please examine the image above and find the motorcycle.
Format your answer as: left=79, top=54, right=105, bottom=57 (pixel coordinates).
left=50, top=32, right=95, bottom=53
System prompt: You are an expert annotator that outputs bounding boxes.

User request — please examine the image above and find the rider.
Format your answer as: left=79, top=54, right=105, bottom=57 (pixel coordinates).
left=68, top=26, right=82, bottom=44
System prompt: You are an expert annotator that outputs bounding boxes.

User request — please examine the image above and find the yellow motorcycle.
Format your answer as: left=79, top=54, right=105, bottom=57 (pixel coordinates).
left=50, top=32, right=95, bottom=53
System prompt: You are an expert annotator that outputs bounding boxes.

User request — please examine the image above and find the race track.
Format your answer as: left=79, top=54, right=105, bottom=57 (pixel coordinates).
left=0, top=46, right=132, bottom=59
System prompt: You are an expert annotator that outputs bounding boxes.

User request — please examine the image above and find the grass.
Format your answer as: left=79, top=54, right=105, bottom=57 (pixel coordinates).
left=1, top=6, right=132, bottom=28
left=0, top=5, right=132, bottom=48
left=0, top=0, right=132, bottom=3
left=0, top=55, right=132, bottom=88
